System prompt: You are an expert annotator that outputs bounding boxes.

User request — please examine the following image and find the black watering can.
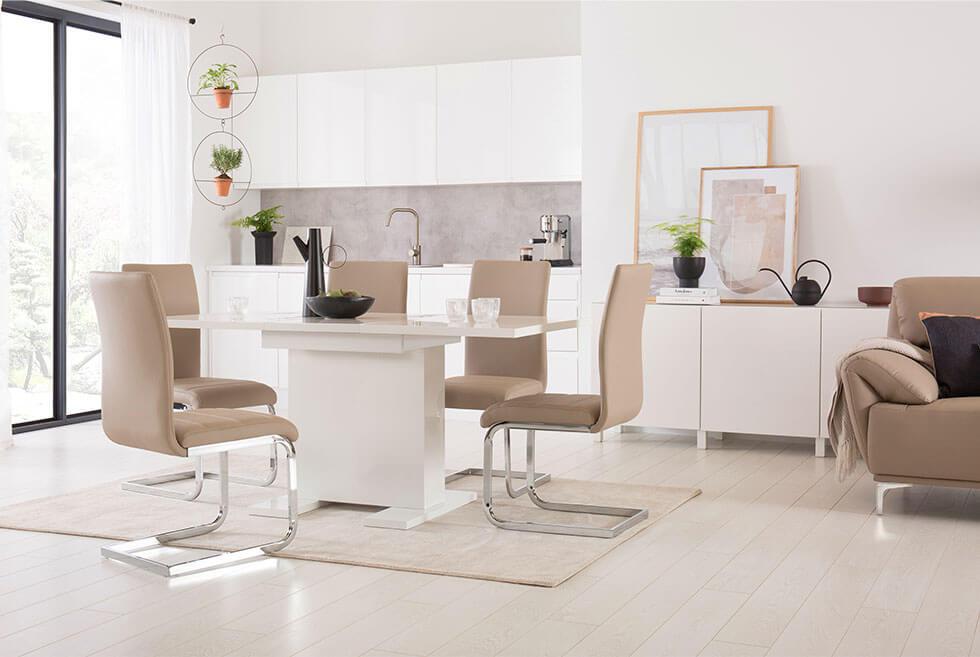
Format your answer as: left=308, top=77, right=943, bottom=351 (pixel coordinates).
left=293, top=229, right=347, bottom=317
left=759, top=259, right=832, bottom=306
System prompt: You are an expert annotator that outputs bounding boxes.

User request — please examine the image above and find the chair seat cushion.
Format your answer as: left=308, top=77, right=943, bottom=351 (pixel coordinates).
left=174, top=409, right=298, bottom=449
left=445, top=375, right=544, bottom=410
left=480, top=393, right=601, bottom=429
left=174, top=377, right=277, bottom=410
left=868, top=397, right=980, bottom=483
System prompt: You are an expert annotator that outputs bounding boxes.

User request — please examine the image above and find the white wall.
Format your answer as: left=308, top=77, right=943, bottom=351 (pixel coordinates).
left=257, top=1, right=579, bottom=74
left=582, top=1, right=980, bottom=308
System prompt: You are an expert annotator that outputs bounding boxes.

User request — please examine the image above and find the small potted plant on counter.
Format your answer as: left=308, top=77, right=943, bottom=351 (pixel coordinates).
left=654, top=216, right=712, bottom=288
left=210, top=144, right=242, bottom=197
left=198, top=63, right=239, bottom=109
left=231, top=205, right=284, bottom=265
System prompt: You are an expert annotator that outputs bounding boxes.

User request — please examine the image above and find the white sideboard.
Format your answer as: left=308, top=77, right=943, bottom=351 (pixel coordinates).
left=590, top=303, right=889, bottom=455
left=207, top=265, right=581, bottom=410
left=235, top=56, right=581, bottom=190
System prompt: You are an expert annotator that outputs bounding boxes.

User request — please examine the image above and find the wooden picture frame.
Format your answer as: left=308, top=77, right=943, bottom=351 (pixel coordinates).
left=633, top=106, right=773, bottom=301
left=697, top=164, right=800, bottom=303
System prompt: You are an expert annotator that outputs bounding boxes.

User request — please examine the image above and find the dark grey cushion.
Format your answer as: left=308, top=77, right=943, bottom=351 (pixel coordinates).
left=920, top=313, right=980, bottom=398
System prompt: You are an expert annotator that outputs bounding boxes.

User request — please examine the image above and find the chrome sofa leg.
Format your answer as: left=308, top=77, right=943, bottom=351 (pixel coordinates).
left=122, top=403, right=280, bottom=499
left=875, top=482, right=911, bottom=515
left=481, top=424, right=648, bottom=538
left=102, top=436, right=298, bottom=577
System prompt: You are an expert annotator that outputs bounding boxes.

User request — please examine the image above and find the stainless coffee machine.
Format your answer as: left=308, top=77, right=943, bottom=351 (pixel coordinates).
left=529, top=214, right=573, bottom=267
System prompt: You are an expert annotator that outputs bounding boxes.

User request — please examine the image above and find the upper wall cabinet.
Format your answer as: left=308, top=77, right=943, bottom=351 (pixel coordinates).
left=436, top=60, right=511, bottom=185
left=297, top=71, right=366, bottom=187
left=510, top=56, right=582, bottom=182
left=365, top=66, right=438, bottom=186
left=235, top=74, right=298, bottom=188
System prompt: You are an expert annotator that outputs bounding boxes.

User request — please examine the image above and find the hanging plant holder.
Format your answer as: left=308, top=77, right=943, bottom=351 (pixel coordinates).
left=187, top=33, right=258, bottom=209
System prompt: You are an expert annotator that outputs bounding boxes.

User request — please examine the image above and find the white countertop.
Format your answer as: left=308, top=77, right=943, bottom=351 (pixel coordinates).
left=207, top=264, right=581, bottom=276
left=169, top=312, right=577, bottom=338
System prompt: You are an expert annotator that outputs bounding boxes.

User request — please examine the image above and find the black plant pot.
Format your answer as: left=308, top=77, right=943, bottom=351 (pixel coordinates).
left=252, top=231, right=276, bottom=265
left=672, top=256, right=706, bottom=288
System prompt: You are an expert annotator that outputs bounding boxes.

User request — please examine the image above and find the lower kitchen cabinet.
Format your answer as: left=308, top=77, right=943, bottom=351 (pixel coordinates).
left=206, top=265, right=582, bottom=400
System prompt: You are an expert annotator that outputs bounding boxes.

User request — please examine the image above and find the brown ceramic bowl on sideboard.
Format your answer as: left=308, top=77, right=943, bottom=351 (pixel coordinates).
left=857, top=286, right=893, bottom=307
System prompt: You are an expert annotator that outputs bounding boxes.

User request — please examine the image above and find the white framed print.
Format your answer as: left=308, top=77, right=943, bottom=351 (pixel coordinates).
left=633, top=106, right=772, bottom=299
left=698, top=165, right=800, bottom=303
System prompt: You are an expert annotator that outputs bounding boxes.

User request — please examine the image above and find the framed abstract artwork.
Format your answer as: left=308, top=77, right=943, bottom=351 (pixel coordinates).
left=698, top=165, right=800, bottom=302
left=633, top=106, right=773, bottom=299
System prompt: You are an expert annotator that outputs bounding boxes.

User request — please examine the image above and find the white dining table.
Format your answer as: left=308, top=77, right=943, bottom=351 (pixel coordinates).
left=168, top=312, right=578, bottom=529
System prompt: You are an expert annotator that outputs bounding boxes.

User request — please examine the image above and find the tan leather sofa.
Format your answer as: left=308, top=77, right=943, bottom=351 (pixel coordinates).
left=839, top=277, right=980, bottom=513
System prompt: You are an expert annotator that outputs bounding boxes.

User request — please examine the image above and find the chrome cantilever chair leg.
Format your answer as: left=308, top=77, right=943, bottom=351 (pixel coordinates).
left=103, top=435, right=298, bottom=577
left=481, top=423, right=648, bottom=538
left=122, top=404, right=280, bottom=500
left=445, top=428, right=551, bottom=494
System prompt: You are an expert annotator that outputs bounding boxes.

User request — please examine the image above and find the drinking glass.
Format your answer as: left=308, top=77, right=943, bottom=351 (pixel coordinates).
left=228, top=296, right=248, bottom=318
left=471, top=297, right=500, bottom=324
left=446, top=298, right=468, bottom=323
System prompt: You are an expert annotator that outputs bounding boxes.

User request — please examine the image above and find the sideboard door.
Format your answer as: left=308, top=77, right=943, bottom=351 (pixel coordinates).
left=819, top=307, right=890, bottom=439
left=629, top=304, right=701, bottom=430
left=701, top=306, right=821, bottom=438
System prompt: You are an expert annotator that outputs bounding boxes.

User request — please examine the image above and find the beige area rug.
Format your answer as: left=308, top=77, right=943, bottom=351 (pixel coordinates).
left=0, top=455, right=699, bottom=587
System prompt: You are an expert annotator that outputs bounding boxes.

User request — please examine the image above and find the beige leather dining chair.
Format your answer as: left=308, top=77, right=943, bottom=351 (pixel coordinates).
left=445, top=260, right=551, bottom=409
left=327, top=261, right=408, bottom=313
left=444, top=260, right=552, bottom=486
left=121, top=264, right=279, bottom=501
left=477, top=263, right=652, bottom=538
left=91, top=271, right=300, bottom=577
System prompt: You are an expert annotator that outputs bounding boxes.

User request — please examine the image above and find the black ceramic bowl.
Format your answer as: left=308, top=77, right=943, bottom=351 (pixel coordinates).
left=305, top=295, right=375, bottom=319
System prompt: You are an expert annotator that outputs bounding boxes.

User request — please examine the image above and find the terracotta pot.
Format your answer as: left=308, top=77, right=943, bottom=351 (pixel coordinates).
left=213, top=87, right=233, bottom=109
left=214, top=175, right=232, bottom=197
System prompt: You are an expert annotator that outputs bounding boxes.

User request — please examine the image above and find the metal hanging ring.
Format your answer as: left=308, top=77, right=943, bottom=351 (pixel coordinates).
left=326, top=244, right=348, bottom=270
left=187, top=41, right=259, bottom=121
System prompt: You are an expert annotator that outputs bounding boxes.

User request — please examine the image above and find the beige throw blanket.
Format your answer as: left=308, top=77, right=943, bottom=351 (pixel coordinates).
left=827, top=337, right=931, bottom=480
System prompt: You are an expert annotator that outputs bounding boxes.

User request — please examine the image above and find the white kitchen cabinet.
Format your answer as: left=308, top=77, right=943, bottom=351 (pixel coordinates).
left=547, top=352, right=579, bottom=394
left=437, top=61, right=510, bottom=184
left=418, top=274, right=470, bottom=315
left=365, top=66, right=437, bottom=186
left=234, top=75, right=297, bottom=188
left=631, top=305, right=702, bottom=431
left=208, top=272, right=279, bottom=387
left=297, top=71, right=366, bottom=187
left=819, top=307, right=889, bottom=438
left=701, top=306, right=821, bottom=438
left=510, top=56, right=582, bottom=182
left=546, top=300, right=578, bottom=351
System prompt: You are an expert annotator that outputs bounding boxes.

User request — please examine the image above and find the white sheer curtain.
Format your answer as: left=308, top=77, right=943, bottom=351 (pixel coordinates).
left=120, top=3, right=191, bottom=263
left=0, top=0, right=11, bottom=449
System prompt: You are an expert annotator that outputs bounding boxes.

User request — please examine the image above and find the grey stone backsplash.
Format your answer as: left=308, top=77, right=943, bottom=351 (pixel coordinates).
left=261, top=181, right=581, bottom=265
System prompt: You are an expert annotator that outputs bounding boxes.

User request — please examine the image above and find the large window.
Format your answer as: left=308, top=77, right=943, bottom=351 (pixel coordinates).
left=2, top=2, right=121, bottom=430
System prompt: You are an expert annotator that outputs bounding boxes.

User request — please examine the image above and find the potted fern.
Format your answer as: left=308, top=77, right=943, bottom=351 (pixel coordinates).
left=198, top=63, right=239, bottom=109
left=231, top=205, right=284, bottom=265
left=654, top=216, right=712, bottom=288
left=210, top=144, right=242, bottom=197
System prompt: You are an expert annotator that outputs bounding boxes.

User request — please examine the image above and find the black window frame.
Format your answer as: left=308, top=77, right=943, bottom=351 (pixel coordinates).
left=3, top=1, right=120, bottom=433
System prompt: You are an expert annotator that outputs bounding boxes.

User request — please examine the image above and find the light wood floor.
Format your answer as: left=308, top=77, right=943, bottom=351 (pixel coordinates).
left=0, top=420, right=977, bottom=657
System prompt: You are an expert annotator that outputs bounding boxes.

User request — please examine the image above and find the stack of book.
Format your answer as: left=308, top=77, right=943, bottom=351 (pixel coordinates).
left=655, top=287, right=721, bottom=305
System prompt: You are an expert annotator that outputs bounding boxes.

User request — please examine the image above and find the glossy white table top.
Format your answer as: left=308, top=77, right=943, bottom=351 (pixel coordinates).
left=168, top=312, right=577, bottom=338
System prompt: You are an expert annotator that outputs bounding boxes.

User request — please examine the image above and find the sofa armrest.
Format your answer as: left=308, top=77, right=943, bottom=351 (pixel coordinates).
left=842, top=350, right=938, bottom=405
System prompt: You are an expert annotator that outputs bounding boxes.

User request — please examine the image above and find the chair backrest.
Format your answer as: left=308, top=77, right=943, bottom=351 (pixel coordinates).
left=90, top=272, right=184, bottom=457
left=465, top=260, right=551, bottom=385
left=121, top=263, right=200, bottom=379
left=327, top=261, right=408, bottom=313
left=594, top=263, right=652, bottom=431
left=888, top=277, right=980, bottom=348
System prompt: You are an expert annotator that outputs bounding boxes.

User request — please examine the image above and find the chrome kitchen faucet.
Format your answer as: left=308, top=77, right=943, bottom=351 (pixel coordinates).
left=385, top=207, right=422, bottom=266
